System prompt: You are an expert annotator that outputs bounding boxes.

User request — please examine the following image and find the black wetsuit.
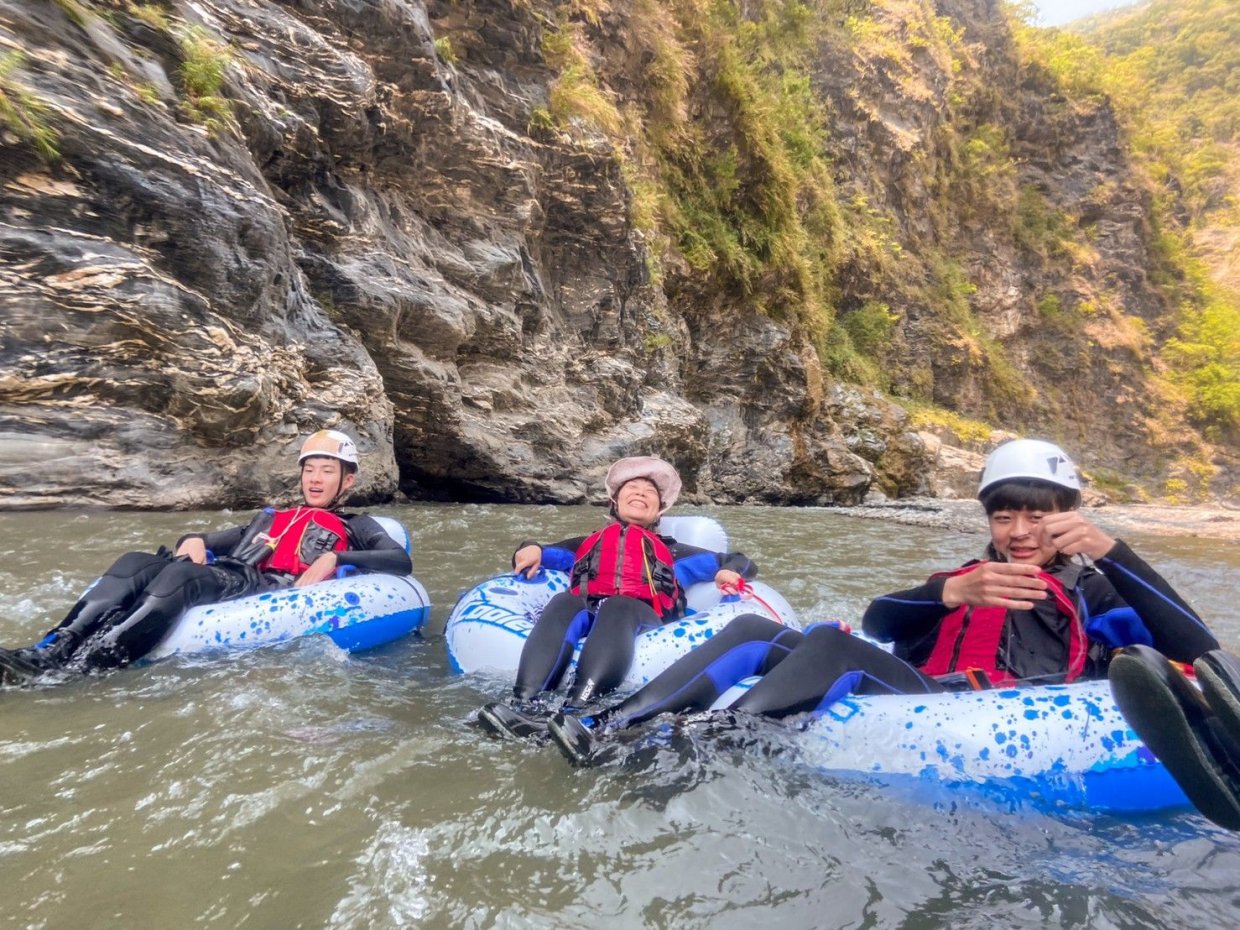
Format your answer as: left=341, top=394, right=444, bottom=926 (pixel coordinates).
left=27, top=510, right=411, bottom=672
left=588, top=540, right=1217, bottom=730
left=513, top=528, right=756, bottom=706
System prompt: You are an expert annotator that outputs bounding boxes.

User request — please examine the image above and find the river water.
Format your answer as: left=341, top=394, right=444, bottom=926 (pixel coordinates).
left=2, top=504, right=1238, bottom=929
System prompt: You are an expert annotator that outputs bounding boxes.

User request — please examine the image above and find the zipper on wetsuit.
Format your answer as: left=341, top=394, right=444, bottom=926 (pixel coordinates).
left=948, top=606, right=972, bottom=672
left=615, top=525, right=627, bottom=594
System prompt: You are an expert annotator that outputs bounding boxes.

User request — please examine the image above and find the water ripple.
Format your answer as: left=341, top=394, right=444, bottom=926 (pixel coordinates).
left=1, top=506, right=1238, bottom=927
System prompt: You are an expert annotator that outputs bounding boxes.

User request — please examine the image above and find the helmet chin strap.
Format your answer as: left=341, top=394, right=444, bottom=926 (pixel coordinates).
left=324, top=469, right=352, bottom=510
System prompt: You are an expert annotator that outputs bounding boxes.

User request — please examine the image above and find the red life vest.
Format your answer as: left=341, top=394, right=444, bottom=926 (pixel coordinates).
left=570, top=522, right=679, bottom=617
left=261, top=508, right=349, bottom=576
left=919, top=562, right=1087, bottom=685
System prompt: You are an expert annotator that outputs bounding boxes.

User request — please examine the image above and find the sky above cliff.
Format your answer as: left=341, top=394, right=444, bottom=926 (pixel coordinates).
left=1031, top=0, right=1141, bottom=26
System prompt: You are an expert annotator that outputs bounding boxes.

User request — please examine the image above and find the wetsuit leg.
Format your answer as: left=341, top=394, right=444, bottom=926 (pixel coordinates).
left=2, top=552, right=172, bottom=674
left=595, top=614, right=802, bottom=729
left=514, top=592, right=594, bottom=701
left=732, top=624, right=942, bottom=719
left=74, top=561, right=250, bottom=671
left=55, top=551, right=170, bottom=639
left=568, top=596, right=662, bottom=705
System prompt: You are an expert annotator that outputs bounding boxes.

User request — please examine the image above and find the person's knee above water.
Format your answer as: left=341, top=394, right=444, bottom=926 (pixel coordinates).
left=0, top=429, right=412, bottom=681
left=547, top=438, right=1218, bottom=763
left=477, top=455, right=758, bottom=739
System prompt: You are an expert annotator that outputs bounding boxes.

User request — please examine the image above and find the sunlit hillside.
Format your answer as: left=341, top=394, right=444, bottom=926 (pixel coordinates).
left=1016, top=0, right=1239, bottom=441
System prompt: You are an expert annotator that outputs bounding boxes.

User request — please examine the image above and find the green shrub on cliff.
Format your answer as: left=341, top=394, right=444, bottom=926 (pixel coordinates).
left=905, top=404, right=993, bottom=448
left=434, top=36, right=458, bottom=64
left=542, top=18, right=624, bottom=135
left=176, top=26, right=234, bottom=133
left=1013, top=185, right=1072, bottom=260
left=1164, top=279, right=1240, bottom=433
left=127, top=2, right=171, bottom=32
left=0, top=52, right=59, bottom=162
left=52, top=0, right=91, bottom=27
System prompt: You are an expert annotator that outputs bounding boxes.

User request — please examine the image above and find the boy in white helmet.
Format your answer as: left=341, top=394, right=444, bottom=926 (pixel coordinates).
left=548, top=439, right=1219, bottom=765
left=0, top=430, right=411, bottom=682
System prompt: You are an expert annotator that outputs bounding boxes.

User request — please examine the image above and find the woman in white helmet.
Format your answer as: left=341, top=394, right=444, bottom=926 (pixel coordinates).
left=547, top=439, right=1219, bottom=766
left=478, top=455, right=758, bottom=739
left=0, top=429, right=411, bottom=683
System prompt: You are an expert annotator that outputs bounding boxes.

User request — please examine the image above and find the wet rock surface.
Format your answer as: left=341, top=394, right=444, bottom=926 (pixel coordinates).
left=1, top=0, right=896, bottom=509
left=0, top=0, right=1229, bottom=510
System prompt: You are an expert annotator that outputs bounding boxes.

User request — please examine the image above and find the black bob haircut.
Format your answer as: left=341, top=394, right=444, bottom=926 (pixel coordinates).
left=979, top=477, right=1081, bottom=515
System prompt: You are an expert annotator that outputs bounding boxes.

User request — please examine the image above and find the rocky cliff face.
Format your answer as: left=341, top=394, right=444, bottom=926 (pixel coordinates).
left=0, top=0, right=1223, bottom=510
left=807, top=0, right=1225, bottom=482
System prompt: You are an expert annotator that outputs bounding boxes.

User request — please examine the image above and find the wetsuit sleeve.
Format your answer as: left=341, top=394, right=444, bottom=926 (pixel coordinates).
left=667, top=542, right=757, bottom=587
left=1089, top=540, right=1217, bottom=662
left=176, top=524, right=247, bottom=557
left=513, top=537, right=585, bottom=573
left=861, top=576, right=952, bottom=643
left=338, top=515, right=413, bottom=576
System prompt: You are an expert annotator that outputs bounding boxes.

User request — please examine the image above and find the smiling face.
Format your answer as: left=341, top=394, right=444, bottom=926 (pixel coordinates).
left=613, top=477, right=662, bottom=528
left=988, top=506, right=1063, bottom=566
left=300, top=456, right=355, bottom=509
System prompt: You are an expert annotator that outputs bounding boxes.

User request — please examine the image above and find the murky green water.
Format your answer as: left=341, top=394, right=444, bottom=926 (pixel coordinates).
left=2, top=505, right=1238, bottom=929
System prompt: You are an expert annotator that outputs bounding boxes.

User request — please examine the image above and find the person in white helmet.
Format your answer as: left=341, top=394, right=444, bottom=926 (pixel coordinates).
left=0, top=429, right=411, bottom=683
left=547, top=439, right=1219, bottom=766
left=478, top=455, right=758, bottom=739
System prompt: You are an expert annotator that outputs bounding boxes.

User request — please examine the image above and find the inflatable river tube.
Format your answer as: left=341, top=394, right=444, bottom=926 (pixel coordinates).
left=146, top=517, right=431, bottom=659
left=713, top=673, right=1188, bottom=814
left=446, top=515, right=800, bottom=687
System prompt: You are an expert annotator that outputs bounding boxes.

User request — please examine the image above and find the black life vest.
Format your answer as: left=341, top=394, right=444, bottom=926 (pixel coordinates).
left=570, top=522, right=678, bottom=617
left=919, top=562, right=1087, bottom=685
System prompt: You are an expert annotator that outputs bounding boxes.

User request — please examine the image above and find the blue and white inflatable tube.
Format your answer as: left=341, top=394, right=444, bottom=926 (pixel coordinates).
left=713, top=671, right=1188, bottom=815
left=146, top=517, right=431, bottom=659
left=446, top=515, right=799, bottom=687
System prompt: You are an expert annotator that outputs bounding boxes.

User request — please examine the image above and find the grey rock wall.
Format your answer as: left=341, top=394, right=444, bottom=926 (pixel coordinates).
left=1, top=0, right=901, bottom=509
left=0, top=0, right=1220, bottom=510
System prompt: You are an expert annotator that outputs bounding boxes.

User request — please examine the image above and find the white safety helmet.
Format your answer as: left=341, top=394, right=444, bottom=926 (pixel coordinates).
left=978, top=439, right=1080, bottom=497
left=605, top=456, right=682, bottom=515
left=298, top=429, right=360, bottom=469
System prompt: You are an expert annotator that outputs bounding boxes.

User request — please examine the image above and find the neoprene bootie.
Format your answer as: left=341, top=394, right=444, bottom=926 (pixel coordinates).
left=477, top=702, right=551, bottom=740
left=0, top=630, right=81, bottom=685
left=1197, top=650, right=1240, bottom=743
left=1110, top=645, right=1240, bottom=831
left=548, top=713, right=599, bottom=766
left=0, top=647, right=46, bottom=685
